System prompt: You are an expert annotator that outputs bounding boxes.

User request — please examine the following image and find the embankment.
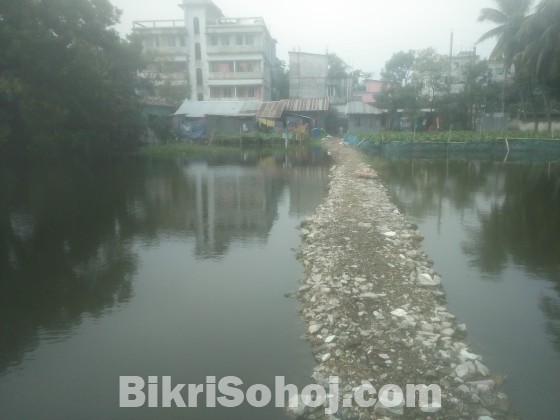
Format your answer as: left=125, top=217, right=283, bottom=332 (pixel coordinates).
left=293, top=137, right=516, bottom=419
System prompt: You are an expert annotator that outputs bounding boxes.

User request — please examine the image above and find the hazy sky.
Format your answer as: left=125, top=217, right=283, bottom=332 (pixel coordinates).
left=110, top=0, right=499, bottom=76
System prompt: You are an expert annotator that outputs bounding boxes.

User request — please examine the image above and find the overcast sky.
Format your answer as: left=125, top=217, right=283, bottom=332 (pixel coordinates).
left=110, top=0, right=499, bottom=76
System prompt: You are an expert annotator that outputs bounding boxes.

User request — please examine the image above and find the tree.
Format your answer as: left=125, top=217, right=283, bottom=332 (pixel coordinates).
left=412, top=48, right=448, bottom=108
left=350, top=69, right=372, bottom=91
left=377, top=51, right=420, bottom=130
left=271, top=58, right=289, bottom=100
left=477, top=0, right=533, bottom=69
left=516, top=0, right=560, bottom=132
left=327, top=53, right=349, bottom=79
left=436, top=61, right=491, bottom=130
left=0, top=0, right=144, bottom=155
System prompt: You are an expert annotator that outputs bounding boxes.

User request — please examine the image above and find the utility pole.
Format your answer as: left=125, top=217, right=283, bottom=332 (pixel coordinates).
left=448, top=30, right=453, bottom=94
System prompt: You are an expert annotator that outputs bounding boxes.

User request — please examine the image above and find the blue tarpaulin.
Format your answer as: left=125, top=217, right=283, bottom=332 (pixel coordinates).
left=181, top=119, right=206, bottom=140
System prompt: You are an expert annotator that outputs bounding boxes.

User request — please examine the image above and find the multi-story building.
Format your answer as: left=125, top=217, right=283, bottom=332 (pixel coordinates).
left=289, top=51, right=348, bottom=103
left=132, top=20, right=189, bottom=89
left=181, top=0, right=276, bottom=101
left=450, top=50, right=479, bottom=93
left=132, top=1, right=276, bottom=102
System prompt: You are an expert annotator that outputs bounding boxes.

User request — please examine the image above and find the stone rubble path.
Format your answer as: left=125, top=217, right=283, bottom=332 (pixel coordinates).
left=290, top=138, right=517, bottom=419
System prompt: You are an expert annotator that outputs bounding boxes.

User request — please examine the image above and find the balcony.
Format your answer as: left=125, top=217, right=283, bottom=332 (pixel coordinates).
left=206, top=44, right=264, bottom=55
left=208, top=71, right=262, bottom=80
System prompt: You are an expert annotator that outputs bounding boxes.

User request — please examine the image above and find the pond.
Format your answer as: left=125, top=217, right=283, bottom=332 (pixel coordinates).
left=372, top=155, right=560, bottom=420
left=0, top=146, right=330, bottom=419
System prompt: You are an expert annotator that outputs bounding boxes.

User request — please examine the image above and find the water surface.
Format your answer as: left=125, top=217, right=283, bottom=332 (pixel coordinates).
left=0, top=147, right=329, bottom=419
left=372, top=156, right=560, bottom=420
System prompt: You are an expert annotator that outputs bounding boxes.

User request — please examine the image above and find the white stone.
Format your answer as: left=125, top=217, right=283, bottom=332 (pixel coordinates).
left=383, top=231, right=397, bottom=237
left=321, top=353, right=331, bottom=362
left=460, top=349, right=479, bottom=361
left=286, top=394, right=306, bottom=417
left=420, top=403, right=442, bottom=413
left=417, top=273, right=441, bottom=287
left=455, top=363, right=470, bottom=378
left=360, top=292, right=386, bottom=299
left=325, top=335, right=336, bottom=343
left=391, top=308, right=407, bottom=317
left=308, top=324, right=322, bottom=335
left=475, top=360, right=490, bottom=376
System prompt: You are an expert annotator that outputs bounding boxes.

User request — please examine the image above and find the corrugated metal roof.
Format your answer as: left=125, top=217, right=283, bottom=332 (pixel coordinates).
left=140, top=96, right=176, bottom=107
left=173, top=101, right=261, bottom=117
left=256, top=101, right=286, bottom=119
left=345, top=101, right=383, bottom=115
left=283, top=98, right=329, bottom=112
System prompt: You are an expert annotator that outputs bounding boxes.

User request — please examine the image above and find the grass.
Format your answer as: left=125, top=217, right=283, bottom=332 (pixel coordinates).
left=348, top=130, right=560, bottom=144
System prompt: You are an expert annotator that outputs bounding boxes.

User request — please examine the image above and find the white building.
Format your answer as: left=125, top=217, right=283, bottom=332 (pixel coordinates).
left=132, top=20, right=189, bottom=88
left=181, top=0, right=276, bottom=101
left=132, top=0, right=276, bottom=102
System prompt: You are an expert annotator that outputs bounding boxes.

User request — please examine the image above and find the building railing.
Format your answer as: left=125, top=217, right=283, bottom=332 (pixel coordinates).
left=206, top=45, right=264, bottom=55
left=133, top=20, right=185, bottom=29
left=208, top=71, right=262, bottom=80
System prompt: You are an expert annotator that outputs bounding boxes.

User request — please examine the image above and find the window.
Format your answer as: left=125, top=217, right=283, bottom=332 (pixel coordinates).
left=143, top=38, right=154, bottom=48
left=195, top=43, right=201, bottom=60
left=209, top=35, right=218, bottom=46
left=179, top=37, right=186, bottom=47
left=223, top=87, right=233, bottom=98
left=236, top=34, right=243, bottom=45
left=327, top=85, right=336, bottom=97
left=193, top=17, right=200, bottom=35
left=196, top=68, right=203, bottom=86
left=221, top=35, right=230, bottom=45
left=247, top=87, right=255, bottom=97
left=210, top=87, right=220, bottom=98
left=197, top=93, right=203, bottom=101
left=167, top=37, right=176, bottom=47
left=245, top=34, right=254, bottom=45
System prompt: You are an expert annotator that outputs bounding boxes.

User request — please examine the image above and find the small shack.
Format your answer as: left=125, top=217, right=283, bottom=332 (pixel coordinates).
left=172, top=101, right=261, bottom=141
left=346, top=101, right=383, bottom=132
left=256, top=98, right=330, bottom=138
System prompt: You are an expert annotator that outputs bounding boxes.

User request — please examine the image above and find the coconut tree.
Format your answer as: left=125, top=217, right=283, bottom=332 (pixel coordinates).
left=477, top=0, right=533, bottom=70
left=516, top=0, right=560, bottom=132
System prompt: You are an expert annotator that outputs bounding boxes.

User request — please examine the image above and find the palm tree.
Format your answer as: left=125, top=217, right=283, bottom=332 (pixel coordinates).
left=517, top=0, right=560, bottom=81
left=477, top=0, right=533, bottom=70
left=516, top=0, right=560, bottom=132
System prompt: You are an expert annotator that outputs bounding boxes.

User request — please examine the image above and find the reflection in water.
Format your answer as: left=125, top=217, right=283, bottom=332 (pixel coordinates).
left=0, top=147, right=330, bottom=419
left=374, top=157, right=560, bottom=419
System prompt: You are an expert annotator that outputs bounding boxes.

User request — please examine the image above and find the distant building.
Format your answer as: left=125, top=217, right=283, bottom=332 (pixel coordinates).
left=132, top=20, right=189, bottom=89
left=450, top=50, right=479, bottom=93
left=357, top=79, right=383, bottom=105
left=133, top=1, right=277, bottom=102
left=487, top=59, right=509, bottom=84
left=181, top=0, right=276, bottom=102
left=288, top=51, right=348, bottom=104
left=288, top=52, right=328, bottom=99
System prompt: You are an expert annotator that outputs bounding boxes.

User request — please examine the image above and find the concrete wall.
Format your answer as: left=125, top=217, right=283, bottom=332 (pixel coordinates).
left=289, top=52, right=328, bottom=99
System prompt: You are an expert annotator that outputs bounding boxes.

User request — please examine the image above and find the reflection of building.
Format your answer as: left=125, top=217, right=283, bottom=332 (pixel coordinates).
left=288, top=166, right=329, bottom=216
left=185, top=164, right=284, bottom=257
